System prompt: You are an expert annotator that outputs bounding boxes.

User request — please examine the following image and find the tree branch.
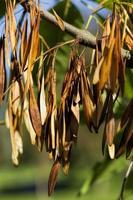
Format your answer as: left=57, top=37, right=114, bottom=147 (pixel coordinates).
left=20, top=1, right=133, bottom=68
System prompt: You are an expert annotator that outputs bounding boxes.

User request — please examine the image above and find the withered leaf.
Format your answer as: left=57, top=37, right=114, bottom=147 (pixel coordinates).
left=101, top=16, right=110, bottom=54
left=105, top=114, right=115, bottom=146
left=93, top=56, right=104, bottom=85
left=109, top=22, right=120, bottom=92
left=11, top=81, right=20, bottom=115
left=63, top=161, right=70, bottom=175
left=48, top=159, right=61, bottom=196
left=23, top=99, right=36, bottom=145
left=40, top=75, right=47, bottom=125
left=20, top=19, right=28, bottom=68
left=108, top=144, right=115, bottom=159
left=124, top=32, right=133, bottom=50
left=99, top=38, right=115, bottom=90
left=53, top=9, right=65, bottom=31
left=51, top=108, right=56, bottom=149
left=70, top=102, right=80, bottom=143
left=8, top=92, right=20, bottom=166
left=81, top=72, right=94, bottom=130
left=0, top=37, right=6, bottom=104
left=29, top=85, right=42, bottom=137
left=7, top=1, right=17, bottom=52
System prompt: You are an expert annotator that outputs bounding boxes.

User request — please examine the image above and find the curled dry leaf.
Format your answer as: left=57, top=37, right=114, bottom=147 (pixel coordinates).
left=48, top=159, right=61, bottom=196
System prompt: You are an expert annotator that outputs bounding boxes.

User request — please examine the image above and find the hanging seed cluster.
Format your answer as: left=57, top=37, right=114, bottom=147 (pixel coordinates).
left=0, top=0, right=133, bottom=196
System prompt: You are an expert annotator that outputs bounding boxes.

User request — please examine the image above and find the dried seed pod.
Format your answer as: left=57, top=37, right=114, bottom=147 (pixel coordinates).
left=29, top=84, right=42, bottom=137
left=102, top=94, right=115, bottom=157
left=39, top=75, right=47, bottom=125
left=48, top=159, right=61, bottom=196
left=23, top=98, right=36, bottom=145
left=0, top=37, right=6, bottom=104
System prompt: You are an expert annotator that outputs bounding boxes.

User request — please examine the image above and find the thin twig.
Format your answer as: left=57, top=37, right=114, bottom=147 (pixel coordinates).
left=119, top=161, right=133, bottom=200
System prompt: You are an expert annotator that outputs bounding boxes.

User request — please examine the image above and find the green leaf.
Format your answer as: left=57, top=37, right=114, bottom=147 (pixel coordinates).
left=125, top=69, right=133, bottom=98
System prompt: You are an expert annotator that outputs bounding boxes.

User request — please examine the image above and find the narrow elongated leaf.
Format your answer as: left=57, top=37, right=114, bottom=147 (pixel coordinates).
left=23, top=99, right=36, bottom=145
left=0, top=37, right=6, bottom=104
left=53, top=9, right=65, bottom=31
left=7, top=1, right=17, bottom=52
left=101, top=16, right=110, bottom=54
left=29, top=85, right=42, bottom=137
left=99, top=38, right=115, bottom=90
left=48, top=159, right=61, bottom=196
left=40, top=75, right=47, bottom=125
left=11, top=81, right=20, bottom=115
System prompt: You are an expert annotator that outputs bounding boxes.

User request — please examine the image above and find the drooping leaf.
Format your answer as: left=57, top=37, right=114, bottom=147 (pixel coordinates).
left=29, top=84, right=42, bottom=137
left=0, top=37, right=6, bottom=104
left=48, top=159, right=61, bottom=196
left=52, top=9, right=65, bottom=31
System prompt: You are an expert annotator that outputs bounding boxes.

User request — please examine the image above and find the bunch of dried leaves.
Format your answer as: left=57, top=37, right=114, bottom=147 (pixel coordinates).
left=0, top=0, right=133, bottom=196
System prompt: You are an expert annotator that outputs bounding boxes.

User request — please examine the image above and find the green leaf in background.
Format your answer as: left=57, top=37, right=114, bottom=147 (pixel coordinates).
left=125, top=69, right=133, bottom=98
left=0, top=0, right=6, bottom=19
left=78, top=156, right=128, bottom=197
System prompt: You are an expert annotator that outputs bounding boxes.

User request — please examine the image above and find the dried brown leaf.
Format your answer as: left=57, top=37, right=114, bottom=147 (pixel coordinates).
left=53, top=9, right=65, bottom=31
left=101, top=16, right=110, bottom=53
left=11, top=81, right=20, bottom=115
left=0, top=38, right=6, bottom=104
left=99, top=38, right=115, bottom=90
left=7, top=1, right=17, bottom=52
left=70, top=102, right=79, bottom=143
left=125, top=33, right=133, bottom=50
left=48, top=159, right=61, bottom=196
left=29, top=85, right=42, bottom=137
left=23, top=98, right=36, bottom=145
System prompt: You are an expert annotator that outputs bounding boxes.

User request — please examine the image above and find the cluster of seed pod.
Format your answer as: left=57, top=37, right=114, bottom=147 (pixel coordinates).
left=0, top=0, right=133, bottom=196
